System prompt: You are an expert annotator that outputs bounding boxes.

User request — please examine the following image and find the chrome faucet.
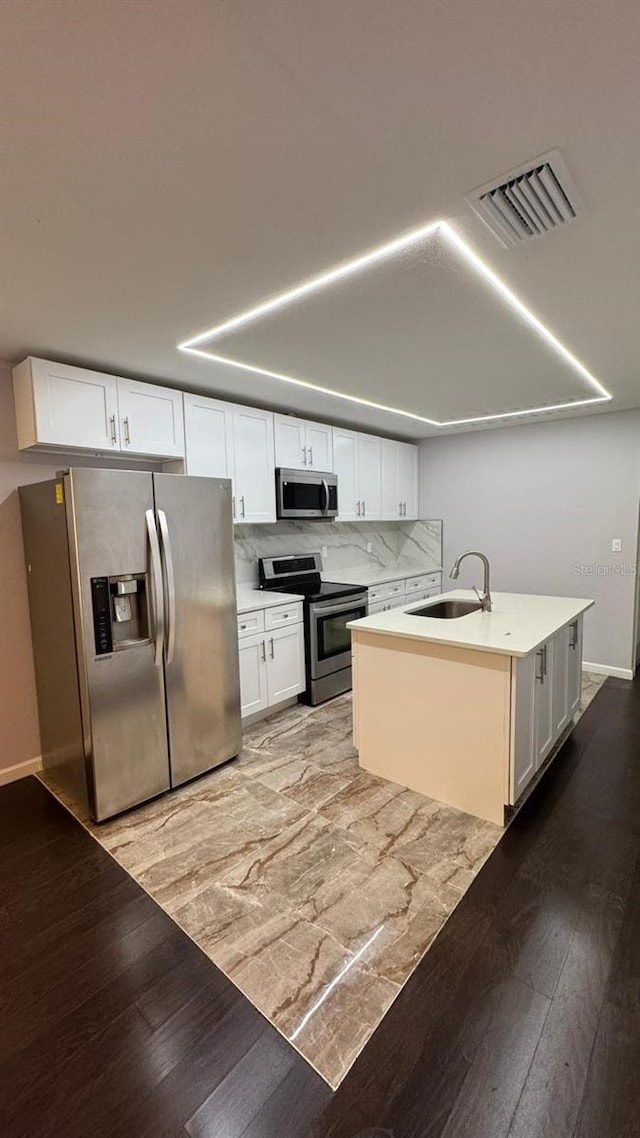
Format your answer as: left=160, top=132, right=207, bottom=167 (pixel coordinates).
left=449, top=551, right=492, bottom=612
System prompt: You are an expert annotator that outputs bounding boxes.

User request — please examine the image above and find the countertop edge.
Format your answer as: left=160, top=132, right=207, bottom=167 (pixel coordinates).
left=348, top=594, right=595, bottom=658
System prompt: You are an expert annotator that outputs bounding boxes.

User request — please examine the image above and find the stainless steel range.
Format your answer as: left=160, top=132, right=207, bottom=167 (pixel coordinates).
left=258, top=553, right=367, bottom=705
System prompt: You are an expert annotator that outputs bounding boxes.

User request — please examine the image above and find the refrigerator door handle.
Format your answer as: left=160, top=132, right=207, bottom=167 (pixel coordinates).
left=157, top=509, right=177, bottom=665
left=145, top=509, right=165, bottom=666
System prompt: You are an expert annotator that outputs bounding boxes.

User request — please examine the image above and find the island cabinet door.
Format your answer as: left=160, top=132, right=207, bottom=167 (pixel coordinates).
left=551, top=626, right=570, bottom=737
left=567, top=616, right=583, bottom=716
left=510, top=653, right=537, bottom=802
left=534, top=639, right=554, bottom=767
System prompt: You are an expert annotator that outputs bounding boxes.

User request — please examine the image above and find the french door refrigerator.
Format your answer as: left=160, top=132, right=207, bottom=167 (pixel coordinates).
left=20, top=467, right=241, bottom=821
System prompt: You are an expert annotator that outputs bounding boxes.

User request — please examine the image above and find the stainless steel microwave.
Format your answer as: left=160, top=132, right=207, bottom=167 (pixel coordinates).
left=275, top=468, right=339, bottom=520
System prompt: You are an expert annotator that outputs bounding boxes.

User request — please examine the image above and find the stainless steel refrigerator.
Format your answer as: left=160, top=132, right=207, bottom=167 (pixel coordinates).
left=20, top=467, right=241, bottom=821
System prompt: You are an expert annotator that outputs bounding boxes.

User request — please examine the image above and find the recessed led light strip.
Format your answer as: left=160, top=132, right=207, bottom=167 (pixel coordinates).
left=179, top=221, right=441, bottom=349
left=183, top=347, right=441, bottom=425
left=178, top=219, right=612, bottom=427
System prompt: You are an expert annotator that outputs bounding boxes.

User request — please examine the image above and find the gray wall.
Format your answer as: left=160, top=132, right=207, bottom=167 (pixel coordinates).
left=419, top=410, right=640, bottom=675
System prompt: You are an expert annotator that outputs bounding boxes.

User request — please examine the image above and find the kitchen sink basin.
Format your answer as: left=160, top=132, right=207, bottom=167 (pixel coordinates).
left=408, top=599, right=482, bottom=619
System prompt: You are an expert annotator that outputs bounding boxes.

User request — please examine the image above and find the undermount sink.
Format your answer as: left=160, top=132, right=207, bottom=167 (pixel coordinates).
left=408, top=599, right=483, bottom=619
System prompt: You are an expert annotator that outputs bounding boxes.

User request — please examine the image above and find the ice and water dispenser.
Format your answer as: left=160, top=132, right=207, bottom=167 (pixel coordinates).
left=90, top=574, right=149, bottom=655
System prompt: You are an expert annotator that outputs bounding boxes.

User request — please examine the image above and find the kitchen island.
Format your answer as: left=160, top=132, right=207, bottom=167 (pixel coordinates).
left=348, top=590, right=594, bottom=825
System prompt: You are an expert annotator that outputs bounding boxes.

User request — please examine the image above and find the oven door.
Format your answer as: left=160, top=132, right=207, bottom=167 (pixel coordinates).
left=309, top=595, right=368, bottom=679
left=276, top=469, right=338, bottom=519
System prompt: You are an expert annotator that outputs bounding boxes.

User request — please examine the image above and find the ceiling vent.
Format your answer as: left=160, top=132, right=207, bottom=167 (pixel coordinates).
left=466, top=149, right=582, bottom=248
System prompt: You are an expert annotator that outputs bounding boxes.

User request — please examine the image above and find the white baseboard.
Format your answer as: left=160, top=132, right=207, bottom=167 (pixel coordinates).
left=0, top=755, right=43, bottom=787
left=583, top=661, right=634, bottom=682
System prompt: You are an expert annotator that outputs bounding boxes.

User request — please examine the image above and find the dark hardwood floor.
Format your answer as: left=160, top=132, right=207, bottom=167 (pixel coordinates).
left=1, top=675, right=638, bottom=1137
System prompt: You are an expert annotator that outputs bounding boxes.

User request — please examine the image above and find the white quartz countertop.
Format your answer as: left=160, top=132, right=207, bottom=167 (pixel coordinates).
left=322, top=563, right=443, bottom=587
left=236, top=588, right=305, bottom=615
left=348, top=590, right=594, bottom=657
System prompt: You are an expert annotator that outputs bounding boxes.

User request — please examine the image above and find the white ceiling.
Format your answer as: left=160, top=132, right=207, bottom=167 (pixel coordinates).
left=1, top=0, right=638, bottom=439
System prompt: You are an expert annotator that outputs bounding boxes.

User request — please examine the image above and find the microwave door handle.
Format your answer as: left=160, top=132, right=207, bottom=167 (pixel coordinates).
left=321, top=478, right=329, bottom=513
left=156, top=509, right=177, bottom=665
left=145, top=509, right=165, bottom=666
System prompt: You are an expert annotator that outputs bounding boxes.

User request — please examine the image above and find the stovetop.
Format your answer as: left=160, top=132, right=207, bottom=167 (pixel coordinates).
left=266, top=580, right=366, bottom=604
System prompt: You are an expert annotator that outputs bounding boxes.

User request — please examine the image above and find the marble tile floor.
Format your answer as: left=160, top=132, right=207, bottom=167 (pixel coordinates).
left=39, top=669, right=608, bottom=1089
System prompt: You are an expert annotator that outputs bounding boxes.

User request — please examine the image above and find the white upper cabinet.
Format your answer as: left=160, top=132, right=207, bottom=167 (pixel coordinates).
left=357, top=433, right=381, bottom=519
left=184, top=394, right=275, bottom=523
left=13, top=357, right=121, bottom=452
left=380, top=439, right=401, bottom=519
left=274, top=415, right=306, bottom=469
left=334, top=427, right=413, bottom=521
left=380, top=439, right=419, bottom=520
left=332, top=427, right=359, bottom=521
left=232, top=406, right=276, bottom=524
left=117, top=377, right=184, bottom=458
left=183, top=393, right=234, bottom=478
left=274, top=414, right=333, bottom=471
left=305, top=420, right=333, bottom=470
left=398, top=442, right=419, bottom=519
left=13, top=358, right=185, bottom=459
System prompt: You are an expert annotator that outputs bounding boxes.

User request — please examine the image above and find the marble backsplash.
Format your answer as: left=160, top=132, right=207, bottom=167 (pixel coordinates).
left=234, top=519, right=443, bottom=585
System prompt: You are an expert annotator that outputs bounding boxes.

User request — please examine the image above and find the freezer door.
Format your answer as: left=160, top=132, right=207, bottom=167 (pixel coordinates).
left=67, top=468, right=170, bottom=820
left=153, top=473, right=242, bottom=785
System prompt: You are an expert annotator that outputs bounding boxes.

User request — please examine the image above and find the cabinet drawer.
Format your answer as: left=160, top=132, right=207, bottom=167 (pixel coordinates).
left=367, top=584, right=388, bottom=603
left=237, top=609, right=265, bottom=638
left=405, top=572, right=442, bottom=593
left=264, top=602, right=303, bottom=630
left=368, top=580, right=405, bottom=603
left=385, top=579, right=406, bottom=599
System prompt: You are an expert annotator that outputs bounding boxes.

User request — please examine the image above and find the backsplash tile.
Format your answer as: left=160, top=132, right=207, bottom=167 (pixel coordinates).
left=234, top=519, right=442, bottom=585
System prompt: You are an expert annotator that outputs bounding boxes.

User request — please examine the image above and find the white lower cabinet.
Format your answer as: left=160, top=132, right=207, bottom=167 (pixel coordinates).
left=510, top=616, right=583, bottom=804
left=265, top=624, right=306, bottom=704
left=238, top=632, right=270, bottom=717
left=238, top=606, right=305, bottom=718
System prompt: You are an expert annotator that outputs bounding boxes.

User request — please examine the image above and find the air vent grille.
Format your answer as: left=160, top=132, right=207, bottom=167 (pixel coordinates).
left=466, top=150, right=582, bottom=247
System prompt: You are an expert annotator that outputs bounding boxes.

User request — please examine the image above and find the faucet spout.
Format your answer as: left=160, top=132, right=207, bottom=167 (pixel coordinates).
left=449, top=551, right=492, bottom=612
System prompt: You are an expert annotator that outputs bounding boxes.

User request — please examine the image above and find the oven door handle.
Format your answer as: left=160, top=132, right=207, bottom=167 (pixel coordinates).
left=311, top=598, right=367, bottom=617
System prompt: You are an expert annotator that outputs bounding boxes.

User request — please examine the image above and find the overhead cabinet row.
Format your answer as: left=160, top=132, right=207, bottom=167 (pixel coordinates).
left=13, top=357, right=420, bottom=524
left=13, top=357, right=185, bottom=459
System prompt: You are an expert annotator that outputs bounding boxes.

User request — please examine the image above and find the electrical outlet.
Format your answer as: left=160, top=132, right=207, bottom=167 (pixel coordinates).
left=367, top=542, right=373, bottom=554
left=611, top=538, right=622, bottom=552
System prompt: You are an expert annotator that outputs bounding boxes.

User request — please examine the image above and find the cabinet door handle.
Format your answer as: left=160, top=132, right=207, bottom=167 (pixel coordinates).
left=308, top=445, right=313, bottom=466
left=570, top=621, right=578, bottom=649
left=240, top=495, right=246, bottom=518
left=269, top=637, right=275, bottom=659
left=109, top=414, right=117, bottom=445
left=356, top=500, right=361, bottom=517
left=403, top=502, right=407, bottom=516
left=362, top=500, right=366, bottom=517
left=302, top=445, right=307, bottom=465
left=536, top=650, right=544, bottom=683
left=260, top=640, right=266, bottom=662
left=399, top=502, right=403, bottom=516
left=543, top=644, right=548, bottom=677
left=123, top=416, right=131, bottom=446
